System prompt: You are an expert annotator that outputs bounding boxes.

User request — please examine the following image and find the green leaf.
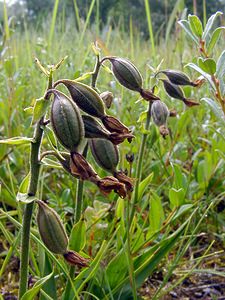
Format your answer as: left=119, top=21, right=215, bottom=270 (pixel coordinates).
left=172, top=204, right=193, bottom=220
left=75, top=72, right=93, bottom=82
left=32, top=97, right=50, bottom=125
left=41, top=158, right=63, bottom=169
left=43, top=126, right=57, bottom=148
left=216, top=50, right=225, bottom=81
left=39, top=255, right=57, bottom=300
left=172, top=163, right=187, bottom=190
left=16, top=173, right=36, bottom=204
left=201, top=98, right=225, bottom=125
left=185, top=62, right=214, bottom=89
left=74, top=240, right=109, bottom=293
left=169, top=188, right=185, bottom=208
left=0, top=137, right=33, bottom=145
left=69, top=219, right=86, bottom=252
left=106, top=250, right=127, bottom=288
left=101, top=63, right=113, bottom=74
left=188, top=14, right=203, bottom=38
left=34, top=57, right=49, bottom=77
left=148, top=192, right=164, bottom=234
left=138, top=172, right=153, bottom=201
left=18, top=173, right=30, bottom=194
left=207, top=27, right=225, bottom=54
left=178, top=19, right=198, bottom=44
left=197, top=153, right=213, bottom=186
left=52, top=56, right=68, bottom=71
left=198, top=58, right=216, bottom=75
left=16, top=193, right=37, bottom=204
left=137, top=110, right=147, bottom=123
left=21, top=272, right=54, bottom=300
left=202, top=11, right=223, bottom=42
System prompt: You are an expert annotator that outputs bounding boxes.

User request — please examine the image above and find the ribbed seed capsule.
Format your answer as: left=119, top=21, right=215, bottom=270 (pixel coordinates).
left=37, top=200, right=89, bottom=267
left=54, top=80, right=105, bottom=118
left=162, top=80, right=199, bottom=107
left=37, top=200, right=68, bottom=254
left=82, top=115, right=109, bottom=139
left=151, top=100, right=169, bottom=126
left=89, top=138, right=119, bottom=173
left=161, top=79, right=185, bottom=100
left=50, top=89, right=84, bottom=152
left=160, top=70, right=196, bottom=86
left=108, top=57, right=143, bottom=92
left=90, top=139, right=133, bottom=192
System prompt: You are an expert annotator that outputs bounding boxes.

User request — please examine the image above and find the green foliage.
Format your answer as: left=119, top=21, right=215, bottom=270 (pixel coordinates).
left=0, top=3, right=225, bottom=300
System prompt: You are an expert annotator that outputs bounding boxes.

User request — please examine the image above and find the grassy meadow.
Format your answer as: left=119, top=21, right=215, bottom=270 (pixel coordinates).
left=0, top=1, right=225, bottom=299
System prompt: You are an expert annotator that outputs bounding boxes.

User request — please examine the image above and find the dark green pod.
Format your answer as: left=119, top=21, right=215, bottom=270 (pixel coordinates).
left=50, top=90, right=84, bottom=152
left=82, top=115, right=109, bottom=139
left=55, top=80, right=105, bottom=118
left=37, top=200, right=68, bottom=254
left=162, top=79, right=185, bottom=100
left=89, top=138, right=119, bottom=173
left=108, top=57, right=143, bottom=92
left=161, top=70, right=194, bottom=86
left=151, top=100, right=169, bottom=127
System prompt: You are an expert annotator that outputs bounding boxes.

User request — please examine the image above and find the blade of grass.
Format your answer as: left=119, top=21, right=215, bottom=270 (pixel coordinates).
left=0, top=229, right=21, bottom=277
left=129, top=16, right=134, bottom=60
left=48, top=0, right=60, bottom=49
left=79, top=0, right=96, bottom=47
left=3, top=0, right=10, bottom=41
left=73, top=0, right=81, bottom=31
left=165, top=0, right=184, bottom=44
left=203, top=0, right=207, bottom=27
left=144, top=0, right=155, bottom=58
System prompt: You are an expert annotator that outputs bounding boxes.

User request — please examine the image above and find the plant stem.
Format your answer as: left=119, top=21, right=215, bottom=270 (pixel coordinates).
left=126, top=195, right=137, bottom=300
left=129, top=102, right=152, bottom=226
left=63, top=174, right=85, bottom=300
left=19, top=73, right=53, bottom=299
left=91, top=53, right=101, bottom=89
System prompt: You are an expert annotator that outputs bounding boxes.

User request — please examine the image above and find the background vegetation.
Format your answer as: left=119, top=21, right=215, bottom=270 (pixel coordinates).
left=0, top=0, right=225, bottom=299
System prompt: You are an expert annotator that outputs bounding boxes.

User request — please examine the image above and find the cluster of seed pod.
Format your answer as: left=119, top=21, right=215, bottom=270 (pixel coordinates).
left=102, top=56, right=201, bottom=138
left=36, top=56, right=201, bottom=267
left=46, top=79, right=134, bottom=199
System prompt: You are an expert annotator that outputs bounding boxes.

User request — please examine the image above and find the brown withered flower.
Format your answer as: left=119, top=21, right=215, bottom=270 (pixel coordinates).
left=97, top=176, right=127, bottom=198
left=113, top=170, right=134, bottom=193
left=101, top=115, right=132, bottom=135
left=63, top=250, right=89, bottom=267
left=70, top=152, right=97, bottom=180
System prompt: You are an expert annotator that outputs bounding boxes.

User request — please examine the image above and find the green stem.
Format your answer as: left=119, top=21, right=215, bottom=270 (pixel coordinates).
left=19, top=73, right=53, bottom=299
left=129, top=101, right=152, bottom=226
left=63, top=138, right=88, bottom=300
left=91, top=54, right=101, bottom=89
left=63, top=177, right=85, bottom=299
left=126, top=196, right=137, bottom=300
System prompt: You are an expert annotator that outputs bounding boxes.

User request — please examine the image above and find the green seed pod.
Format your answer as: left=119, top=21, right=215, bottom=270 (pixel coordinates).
left=161, top=79, right=185, bottom=100
left=37, top=200, right=68, bottom=254
left=151, top=100, right=169, bottom=127
left=108, top=57, right=143, bottom=92
left=160, top=70, right=194, bottom=86
left=82, top=115, right=109, bottom=139
left=54, top=80, right=105, bottom=118
left=89, top=138, right=119, bottom=173
left=50, top=90, right=84, bottom=152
